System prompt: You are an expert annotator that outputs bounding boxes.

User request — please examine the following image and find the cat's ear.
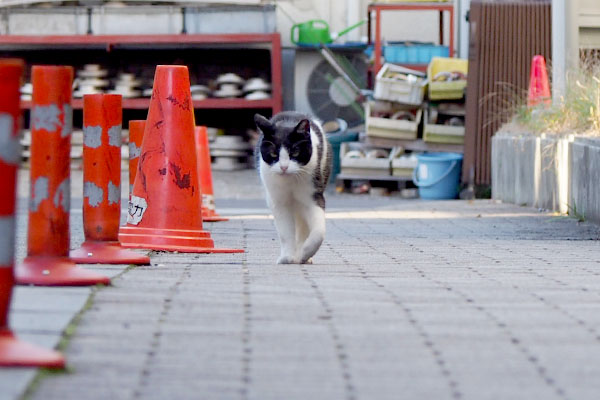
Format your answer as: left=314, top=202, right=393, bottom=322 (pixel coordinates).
left=254, top=114, right=273, bottom=136
left=294, top=119, right=311, bottom=137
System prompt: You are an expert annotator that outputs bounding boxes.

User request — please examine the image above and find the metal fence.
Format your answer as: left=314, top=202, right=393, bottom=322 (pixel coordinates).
left=463, top=0, right=552, bottom=186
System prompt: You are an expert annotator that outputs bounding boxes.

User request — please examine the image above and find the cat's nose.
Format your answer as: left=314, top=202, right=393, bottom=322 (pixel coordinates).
left=280, top=165, right=288, bottom=172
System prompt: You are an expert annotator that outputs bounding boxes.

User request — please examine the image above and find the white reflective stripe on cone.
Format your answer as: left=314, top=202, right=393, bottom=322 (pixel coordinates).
left=0, top=216, right=15, bottom=266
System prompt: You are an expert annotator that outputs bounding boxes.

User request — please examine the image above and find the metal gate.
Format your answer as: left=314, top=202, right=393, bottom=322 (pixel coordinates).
left=463, top=0, right=552, bottom=186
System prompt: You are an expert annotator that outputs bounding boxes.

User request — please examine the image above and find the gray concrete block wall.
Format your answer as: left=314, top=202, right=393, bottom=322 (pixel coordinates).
left=570, top=137, right=600, bottom=223
left=492, top=131, right=574, bottom=216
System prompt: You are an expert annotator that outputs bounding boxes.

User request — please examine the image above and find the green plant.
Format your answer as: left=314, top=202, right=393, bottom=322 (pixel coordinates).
left=514, top=58, right=600, bottom=136
left=566, top=202, right=586, bottom=223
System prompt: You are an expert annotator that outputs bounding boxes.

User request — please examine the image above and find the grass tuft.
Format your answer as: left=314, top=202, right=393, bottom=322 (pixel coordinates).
left=514, top=57, right=600, bottom=136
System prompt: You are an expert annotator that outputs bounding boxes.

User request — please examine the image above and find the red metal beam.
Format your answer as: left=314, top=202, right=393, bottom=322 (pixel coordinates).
left=368, top=2, right=456, bottom=75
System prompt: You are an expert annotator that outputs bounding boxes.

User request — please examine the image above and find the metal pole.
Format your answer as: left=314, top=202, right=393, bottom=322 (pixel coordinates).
left=552, top=0, right=578, bottom=103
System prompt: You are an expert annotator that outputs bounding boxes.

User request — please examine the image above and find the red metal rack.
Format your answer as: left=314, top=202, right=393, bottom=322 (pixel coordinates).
left=0, top=33, right=282, bottom=114
left=368, top=2, right=455, bottom=74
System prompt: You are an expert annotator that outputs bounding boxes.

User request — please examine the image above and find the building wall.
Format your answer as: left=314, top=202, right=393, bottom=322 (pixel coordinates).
left=579, top=0, right=600, bottom=49
left=276, top=0, right=455, bottom=50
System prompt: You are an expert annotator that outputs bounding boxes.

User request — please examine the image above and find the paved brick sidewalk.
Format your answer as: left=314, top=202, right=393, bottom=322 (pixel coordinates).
left=6, top=198, right=597, bottom=400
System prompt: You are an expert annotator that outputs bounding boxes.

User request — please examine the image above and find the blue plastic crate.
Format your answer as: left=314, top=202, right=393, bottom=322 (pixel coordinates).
left=384, top=43, right=449, bottom=65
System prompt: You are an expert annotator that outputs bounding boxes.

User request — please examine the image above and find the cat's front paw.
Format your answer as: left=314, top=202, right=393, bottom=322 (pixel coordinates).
left=302, top=257, right=313, bottom=264
left=277, top=255, right=299, bottom=264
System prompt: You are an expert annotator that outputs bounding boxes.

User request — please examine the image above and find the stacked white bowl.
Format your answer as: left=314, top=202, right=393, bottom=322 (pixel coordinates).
left=242, top=77, right=271, bottom=100
left=74, top=64, right=109, bottom=98
left=109, top=73, right=142, bottom=98
left=213, top=73, right=244, bottom=98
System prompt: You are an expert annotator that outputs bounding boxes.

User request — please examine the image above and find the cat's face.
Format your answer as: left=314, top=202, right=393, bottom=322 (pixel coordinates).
left=255, top=114, right=312, bottom=176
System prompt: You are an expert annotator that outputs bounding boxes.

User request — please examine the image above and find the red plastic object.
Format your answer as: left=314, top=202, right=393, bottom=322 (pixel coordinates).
left=118, top=65, right=243, bottom=254
left=0, top=59, right=65, bottom=368
left=70, top=95, right=149, bottom=265
left=194, top=126, right=228, bottom=222
left=16, top=66, right=110, bottom=286
left=527, top=55, right=551, bottom=107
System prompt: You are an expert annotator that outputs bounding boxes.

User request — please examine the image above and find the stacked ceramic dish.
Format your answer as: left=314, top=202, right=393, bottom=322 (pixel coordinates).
left=190, top=84, right=211, bottom=101
left=242, top=77, right=271, bottom=100
left=109, top=72, right=142, bottom=98
left=74, top=64, right=109, bottom=98
left=210, top=135, right=252, bottom=171
left=20, top=82, right=32, bottom=101
left=213, top=73, right=244, bottom=98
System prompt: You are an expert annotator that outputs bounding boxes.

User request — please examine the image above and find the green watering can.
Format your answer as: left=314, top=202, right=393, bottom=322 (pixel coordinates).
left=291, top=19, right=366, bottom=46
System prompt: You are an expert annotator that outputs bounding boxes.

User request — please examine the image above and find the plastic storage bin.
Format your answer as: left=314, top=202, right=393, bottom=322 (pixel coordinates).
left=384, top=43, right=449, bottom=65
left=339, top=142, right=391, bottom=177
left=374, top=63, right=426, bottom=106
left=366, top=101, right=422, bottom=140
left=423, top=109, right=465, bottom=144
left=391, top=148, right=418, bottom=177
left=427, top=57, right=468, bottom=100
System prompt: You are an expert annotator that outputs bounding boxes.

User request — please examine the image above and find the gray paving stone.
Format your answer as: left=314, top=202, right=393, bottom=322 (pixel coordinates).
left=5, top=190, right=600, bottom=400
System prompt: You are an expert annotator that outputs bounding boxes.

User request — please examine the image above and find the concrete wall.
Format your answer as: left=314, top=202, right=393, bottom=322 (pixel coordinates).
left=579, top=0, right=600, bottom=49
left=492, top=131, right=600, bottom=224
left=570, top=137, right=600, bottom=223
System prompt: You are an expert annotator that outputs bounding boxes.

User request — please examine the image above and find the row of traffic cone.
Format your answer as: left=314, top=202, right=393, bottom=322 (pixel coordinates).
left=1, top=61, right=242, bottom=368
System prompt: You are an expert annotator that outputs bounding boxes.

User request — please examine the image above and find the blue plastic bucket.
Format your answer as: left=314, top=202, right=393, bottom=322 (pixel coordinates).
left=412, top=152, right=463, bottom=199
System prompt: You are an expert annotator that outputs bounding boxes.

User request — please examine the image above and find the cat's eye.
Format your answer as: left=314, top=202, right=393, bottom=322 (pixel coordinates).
left=291, top=148, right=300, bottom=157
left=269, top=150, right=278, bottom=158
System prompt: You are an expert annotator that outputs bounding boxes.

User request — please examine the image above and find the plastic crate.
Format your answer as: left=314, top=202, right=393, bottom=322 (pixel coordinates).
left=423, top=109, right=465, bottom=144
left=391, top=148, right=418, bottom=177
left=339, top=142, right=392, bottom=177
left=427, top=57, right=468, bottom=100
left=384, top=43, right=449, bottom=64
left=366, top=101, right=422, bottom=140
left=374, top=63, right=426, bottom=106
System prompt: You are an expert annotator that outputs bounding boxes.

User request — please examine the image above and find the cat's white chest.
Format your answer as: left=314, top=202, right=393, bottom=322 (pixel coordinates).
left=260, top=160, right=313, bottom=205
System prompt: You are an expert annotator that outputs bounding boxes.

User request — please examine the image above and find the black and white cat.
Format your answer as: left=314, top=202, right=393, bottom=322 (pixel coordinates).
left=254, top=112, right=332, bottom=264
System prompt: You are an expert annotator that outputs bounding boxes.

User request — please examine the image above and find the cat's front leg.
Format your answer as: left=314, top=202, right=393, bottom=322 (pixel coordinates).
left=272, top=206, right=299, bottom=264
left=299, top=205, right=326, bottom=264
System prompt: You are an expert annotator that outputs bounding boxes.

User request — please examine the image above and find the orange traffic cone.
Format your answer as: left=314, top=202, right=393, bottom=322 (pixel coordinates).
left=118, top=65, right=243, bottom=254
left=194, top=126, right=228, bottom=222
left=527, top=55, right=551, bottom=107
left=127, top=120, right=145, bottom=199
left=16, top=66, right=110, bottom=286
left=0, top=59, right=65, bottom=368
left=69, top=95, right=150, bottom=265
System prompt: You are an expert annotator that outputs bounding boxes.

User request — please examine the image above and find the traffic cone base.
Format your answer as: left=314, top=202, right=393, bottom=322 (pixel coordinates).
left=119, top=226, right=212, bottom=239
left=69, top=241, right=150, bottom=265
left=119, top=230, right=243, bottom=253
left=202, top=209, right=229, bottom=222
left=16, top=256, right=111, bottom=286
left=0, top=329, right=65, bottom=368
left=202, top=216, right=229, bottom=222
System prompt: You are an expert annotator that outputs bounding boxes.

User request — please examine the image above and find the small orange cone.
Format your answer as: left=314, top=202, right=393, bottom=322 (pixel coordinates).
left=0, top=59, right=65, bottom=368
left=194, top=126, right=228, bottom=222
left=118, top=65, right=243, bottom=254
left=527, top=55, right=551, bottom=107
left=127, top=120, right=145, bottom=199
left=69, top=94, right=150, bottom=265
left=16, top=66, right=110, bottom=286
